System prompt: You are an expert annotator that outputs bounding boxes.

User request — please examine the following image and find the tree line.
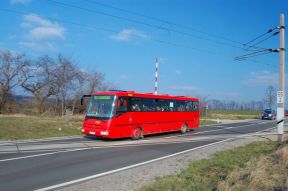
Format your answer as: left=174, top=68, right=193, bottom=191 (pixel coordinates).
left=199, top=85, right=277, bottom=111
left=1, top=49, right=277, bottom=116
left=0, top=50, right=110, bottom=115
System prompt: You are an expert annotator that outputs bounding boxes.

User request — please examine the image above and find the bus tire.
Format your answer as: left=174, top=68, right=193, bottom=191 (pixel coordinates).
left=180, top=123, right=188, bottom=134
left=131, top=127, right=142, bottom=140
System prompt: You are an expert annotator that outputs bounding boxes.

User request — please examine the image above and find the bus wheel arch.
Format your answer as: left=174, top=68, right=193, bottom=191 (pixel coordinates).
left=180, top=123, right=188, bottom=134
left=131, top=126, right=143, bottom=140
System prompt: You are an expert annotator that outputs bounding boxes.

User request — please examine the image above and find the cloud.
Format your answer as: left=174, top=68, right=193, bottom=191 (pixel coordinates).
left=19, top=14, right=66, bottom=51
left=10, top=0, right=31, bottom=5
left=111, top=28, right=149, bottom=42
left=214, top=91, right=241, bottom=99
left=22, top=14, right=65, bottom=40
left=166, top=85, right=199, bottom=96
left=243, top=70, right=278, bottom=86
left=114, top=74, right=128, bottom=86
left=19, top=41, right=56, bottom=51
left=175, top=70, right=181, bottom=75
left=119, top=74, right=128, bottom=80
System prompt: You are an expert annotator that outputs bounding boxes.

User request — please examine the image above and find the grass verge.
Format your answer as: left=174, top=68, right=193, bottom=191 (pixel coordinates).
left=204, top=109, right=261, bottom=120
left=0, top=115, right=217, bottom=140
left=0, top=115, right=83, bottom=140
left=200, top=119, right=218, bottom=126
left=141, top=141, right=287, bottom=191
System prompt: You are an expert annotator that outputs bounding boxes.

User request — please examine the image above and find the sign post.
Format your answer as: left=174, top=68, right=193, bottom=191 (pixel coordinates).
left=277, top=13, right=285, bottom=142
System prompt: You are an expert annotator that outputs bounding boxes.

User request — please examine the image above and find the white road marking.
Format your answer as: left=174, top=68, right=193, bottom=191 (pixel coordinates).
left=163, top=121, right=273, bottom=139
left=34, top=127, right=275, bottom=191
left=0, top=131, right=276, bottom=155
left=0, top=136, right=82, bottom=146
left=0, top=121, right=274, bottom=162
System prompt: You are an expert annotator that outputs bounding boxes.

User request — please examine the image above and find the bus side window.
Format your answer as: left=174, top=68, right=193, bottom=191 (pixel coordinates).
left=117, top=97, right=128, bottom=114
left=176, top=101, right=184, bottom=111
left=169, top=101, right=175, bottom=111
left=155, top=99, right=169, bottom=112
left=192, top=101, right=199, bottom=111
left=132, top=103, right=140, bottom=111
left=130, top=98, right=141, bottom=112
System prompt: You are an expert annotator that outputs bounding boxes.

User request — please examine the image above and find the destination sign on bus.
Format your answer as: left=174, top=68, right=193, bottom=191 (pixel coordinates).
left=93, top=96, right=112, bottom=100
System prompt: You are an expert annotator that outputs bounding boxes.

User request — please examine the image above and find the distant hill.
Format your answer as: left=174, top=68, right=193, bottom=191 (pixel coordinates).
left=14, top=95, right=34, bottom=101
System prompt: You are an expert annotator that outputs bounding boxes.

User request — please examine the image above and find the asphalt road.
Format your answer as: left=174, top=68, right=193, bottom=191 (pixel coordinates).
left=0, top=119, right=276, bottom=191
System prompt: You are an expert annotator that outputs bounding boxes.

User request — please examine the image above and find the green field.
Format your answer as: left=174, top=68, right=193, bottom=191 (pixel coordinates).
left=203, top=109, right=261, bottom=120
left=0, top=115, right=83, bottom=140
left=200, top=119, right=217, bottom=126
left=0, top=115, right=215, bottom=140
left=0, top=110, right=259, bottom=140
left=141, top=141, right=288, bottom=191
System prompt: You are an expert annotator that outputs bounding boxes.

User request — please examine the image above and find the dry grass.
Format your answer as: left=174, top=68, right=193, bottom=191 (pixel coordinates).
left=218, top=144, right=288, bottom=191
left=141, top=141, right=278, bottom=191
left=210, top=113, right=259, bottom=120
left=204, top=110, right=261, bottom=120
left=200, top=119, right=217, bottom=126
left=0, top=114, right=84, bottom=140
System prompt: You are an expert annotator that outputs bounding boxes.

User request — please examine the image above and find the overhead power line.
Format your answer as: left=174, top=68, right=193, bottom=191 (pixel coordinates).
left=236, top=26, right=280, bottom=62
left=83, top=0, right=172, bottom=25
left=83, top=0, right=242, bottom=45
left=243, top=27, right=279, bottom=51
left=235, top=48, right=278, bottom=61
left=243, top=27, right=278, bottom=46
left=0, top=8, right=214, bottom=54
left=44, top=0, right=245, bottom=50
left=245, top=31, right=280, bottom=49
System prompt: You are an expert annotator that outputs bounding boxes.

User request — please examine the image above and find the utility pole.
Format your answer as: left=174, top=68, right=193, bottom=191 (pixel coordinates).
left=277, top=13, right=285, bottom=142
left=205, top=104, right=208, bottom=121
left=154, top=58, right=159, bottom=95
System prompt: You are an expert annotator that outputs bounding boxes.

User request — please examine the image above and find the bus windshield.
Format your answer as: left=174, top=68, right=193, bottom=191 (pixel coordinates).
left=86, top=95, right=116, bottom=119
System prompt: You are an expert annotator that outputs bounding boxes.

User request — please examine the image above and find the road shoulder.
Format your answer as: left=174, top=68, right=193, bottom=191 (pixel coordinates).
left=57, top=129, right=283, bottom=191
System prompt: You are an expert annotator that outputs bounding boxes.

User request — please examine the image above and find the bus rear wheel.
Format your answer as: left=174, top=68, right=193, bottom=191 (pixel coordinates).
left=180, top=123, right=188, bottom=134
left=131, top=127, right=142, bottom=140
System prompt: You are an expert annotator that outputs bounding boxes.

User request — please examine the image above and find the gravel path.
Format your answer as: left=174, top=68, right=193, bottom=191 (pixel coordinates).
left=57, top=127, right=286, bottom=191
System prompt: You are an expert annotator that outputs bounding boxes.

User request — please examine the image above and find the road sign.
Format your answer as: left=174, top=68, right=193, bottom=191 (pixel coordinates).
left=277, top=91, right=284, bottom=104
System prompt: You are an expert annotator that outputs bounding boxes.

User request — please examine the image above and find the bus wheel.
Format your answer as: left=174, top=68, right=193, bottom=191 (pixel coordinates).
left=180, top=124, right=188, bottom=134
left=131, top=127, right=142, bottom=140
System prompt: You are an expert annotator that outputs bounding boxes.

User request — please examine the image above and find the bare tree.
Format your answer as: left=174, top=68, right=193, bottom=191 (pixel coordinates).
left=265, top=85, right=276, bottom=109
left=196, top=95, right=209, bottom=118
left=0, top=50, right=29, bottom=113
left=99, top=82, right=117, bottom=91
left=21, top=55, right=57, bottom=113
left=68, top=71, right=105, bottom=114
left=86, top=72, right=104, bottom=94
left=54, top=55, right=84, bottom=115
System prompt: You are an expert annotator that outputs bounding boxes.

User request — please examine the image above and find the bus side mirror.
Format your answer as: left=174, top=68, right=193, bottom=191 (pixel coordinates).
left=81, top=95, right=91, bottom=105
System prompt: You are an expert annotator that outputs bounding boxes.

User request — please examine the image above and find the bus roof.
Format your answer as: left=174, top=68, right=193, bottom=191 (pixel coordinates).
left=91, top=90, right=199, bottom=101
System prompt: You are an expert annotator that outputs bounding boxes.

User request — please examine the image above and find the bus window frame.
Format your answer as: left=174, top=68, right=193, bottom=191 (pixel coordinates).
left=116, top=96, right=130, bottom=116
left=128, top=97, right=199, bottom=113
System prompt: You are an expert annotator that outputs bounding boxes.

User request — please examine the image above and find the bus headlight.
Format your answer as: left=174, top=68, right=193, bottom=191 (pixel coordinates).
left=82, top=129, right=85, bottom=132
left=100, top=131, right=109, bottom=136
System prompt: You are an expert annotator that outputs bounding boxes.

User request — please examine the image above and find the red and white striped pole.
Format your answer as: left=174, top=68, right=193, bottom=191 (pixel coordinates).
left=154, top=58, right=159, bottom=95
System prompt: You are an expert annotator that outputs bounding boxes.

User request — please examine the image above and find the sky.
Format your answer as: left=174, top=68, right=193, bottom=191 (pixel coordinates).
left=0, top=0, right=287, bottom=102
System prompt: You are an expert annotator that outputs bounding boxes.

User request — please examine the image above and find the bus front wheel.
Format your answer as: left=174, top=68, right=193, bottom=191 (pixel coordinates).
left=180, top=123, right=188, bottom=134
left=131, top=127, right=143, bottom=140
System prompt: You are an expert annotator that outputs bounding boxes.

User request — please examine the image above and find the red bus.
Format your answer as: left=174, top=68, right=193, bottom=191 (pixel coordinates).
left=81, top=90, right=200, bottom=139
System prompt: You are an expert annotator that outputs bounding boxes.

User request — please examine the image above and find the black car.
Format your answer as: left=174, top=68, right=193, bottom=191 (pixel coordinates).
left=261, top=109, right=276, bottom=120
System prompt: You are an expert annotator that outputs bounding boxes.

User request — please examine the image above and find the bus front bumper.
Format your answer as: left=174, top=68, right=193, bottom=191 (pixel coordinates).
left=82, top=128, right=109, bottom=137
